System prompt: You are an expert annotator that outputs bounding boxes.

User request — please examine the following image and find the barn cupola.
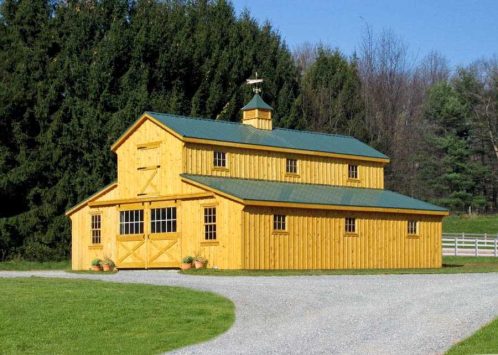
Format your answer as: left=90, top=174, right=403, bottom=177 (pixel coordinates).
left=242, top=73, right=273, bottom=130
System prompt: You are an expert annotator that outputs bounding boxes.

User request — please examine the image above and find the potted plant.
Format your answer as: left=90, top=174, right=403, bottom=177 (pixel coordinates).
left=91, top=258, right=102, bottom=272
left=194, top=256, right=208, bottom=269
left=102, top=258, right=115, bottom=272
left=181, top=256, right=193, bottom=270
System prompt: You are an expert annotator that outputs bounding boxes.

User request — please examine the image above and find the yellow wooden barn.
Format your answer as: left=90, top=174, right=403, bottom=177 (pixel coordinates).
left=66, top=93, right=448, bottom=270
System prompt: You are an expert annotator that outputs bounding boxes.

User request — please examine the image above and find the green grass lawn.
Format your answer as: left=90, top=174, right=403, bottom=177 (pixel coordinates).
left=0, top=278, right=234, bottom=354
left=446, top=317, right=498, bottom=355
left=0, top=259, right=70, bottom=270
left=443, top=214, right=498, bottom=234
left=181, top=256, right=498, bottom=276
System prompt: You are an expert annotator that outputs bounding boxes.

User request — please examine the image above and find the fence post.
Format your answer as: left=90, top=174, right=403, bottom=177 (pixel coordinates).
left=495, top=239, right=497, bottom=257
left=455, top=238, right=458, bottom=256
left=475, top=239, right=478, bottom=256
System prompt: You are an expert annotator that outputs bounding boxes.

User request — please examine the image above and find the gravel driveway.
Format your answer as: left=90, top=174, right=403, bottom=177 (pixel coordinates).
left=1, top=270, right=498, bottom=354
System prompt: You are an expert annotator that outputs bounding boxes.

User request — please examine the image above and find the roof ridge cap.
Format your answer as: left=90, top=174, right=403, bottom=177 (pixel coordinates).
left=146, top=111, right=244, bottom=127
left=273, top=127, right=359, bottom=140
left=148, top=111, right=363, bottom=140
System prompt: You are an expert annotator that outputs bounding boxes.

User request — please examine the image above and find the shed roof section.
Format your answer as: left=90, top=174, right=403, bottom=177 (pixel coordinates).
left=181, top=174, right=448, bottom=214
left=65, top=181, right=118, bottom=216
left=145, top=111, right=389, bottom=161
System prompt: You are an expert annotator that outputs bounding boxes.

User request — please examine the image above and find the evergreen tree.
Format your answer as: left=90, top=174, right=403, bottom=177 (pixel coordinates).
left=294, top=47, right=367, bottom=139
left=418, top=82, right=489, bottom=212
left=0, top=0, right=300, bottom=261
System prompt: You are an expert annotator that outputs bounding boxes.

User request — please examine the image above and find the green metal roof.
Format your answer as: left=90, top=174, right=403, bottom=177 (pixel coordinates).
left=241, top=94, right=273, bottom=111
left=146, top=112, right=389, bottom=160
left=181, top=174, right=447, bottom=213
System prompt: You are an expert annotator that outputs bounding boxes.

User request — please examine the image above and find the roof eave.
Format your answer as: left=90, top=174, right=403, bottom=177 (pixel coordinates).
left=182, top=136, right=390, bottom=164
left=65, top=182, right=118, bottom=216
left=110, top=112, right=184, bottom=152
left=243, top=199, right=449, bottom=216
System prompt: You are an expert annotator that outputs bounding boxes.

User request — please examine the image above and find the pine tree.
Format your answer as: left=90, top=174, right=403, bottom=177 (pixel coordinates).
left=294, top=47, right=367, bottom=139
left=0, top=0, right=300, bottom=261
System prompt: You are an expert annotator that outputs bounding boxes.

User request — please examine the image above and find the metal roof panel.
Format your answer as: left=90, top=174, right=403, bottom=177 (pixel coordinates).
left=146, top=111, right=389, bottom=160
left=181, top=174, right=447, bottom=212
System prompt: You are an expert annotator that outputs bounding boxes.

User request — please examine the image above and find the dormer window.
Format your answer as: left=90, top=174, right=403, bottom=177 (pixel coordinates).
left=286, top=158, right=298, bottom=174
left=348, top=164, right=358, bottom=180
left=213, top=151, right=227, bottom=168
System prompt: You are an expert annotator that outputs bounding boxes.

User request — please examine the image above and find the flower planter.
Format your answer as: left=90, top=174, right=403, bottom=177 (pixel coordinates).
left=181, top=263, right=192, bottom=270
left=92, top=265, right=102, bottom=272
left=194, top=260, right=207, bottom=269
left=102, top=264, right=112, bottom=272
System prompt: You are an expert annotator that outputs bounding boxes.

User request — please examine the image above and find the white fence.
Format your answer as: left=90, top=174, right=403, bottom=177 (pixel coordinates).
left=442, top=233, right=498, bottom=257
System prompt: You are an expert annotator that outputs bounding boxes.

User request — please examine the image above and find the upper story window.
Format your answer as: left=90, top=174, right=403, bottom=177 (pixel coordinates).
left=213, top=151, right=227, bottom=168
left=91, top=214, right=101, bottom=244
left=273, top=214, right=286, bottom=231
left=286, top=159, right=298, bottom=174
left=408, top=220, right=418, bottom=235
left=345, top=217, right=356, bottom=234
left=119, top=209, right=144, bottom=235
left=348, top=164, right=358, bottom=179
left=151, top=207, right=177, bottom=233
left=204, top=207, right=217, bottom=240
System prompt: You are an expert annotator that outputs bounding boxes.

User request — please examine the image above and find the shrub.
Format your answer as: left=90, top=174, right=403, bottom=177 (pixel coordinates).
left=182, top=256, right=193, bottom=264
left=102, top=258, right=115, bottom=267
left=194, top=256, right=207, bottom=263
left=91, top=258, right=101, bottom=267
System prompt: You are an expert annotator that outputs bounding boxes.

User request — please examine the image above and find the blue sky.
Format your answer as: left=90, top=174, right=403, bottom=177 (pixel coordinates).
left=232, top=0, right=498, bottom=67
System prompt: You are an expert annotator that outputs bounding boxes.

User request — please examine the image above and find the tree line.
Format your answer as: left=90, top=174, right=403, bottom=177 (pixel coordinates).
left=294, top=31, right=498, bottom=215
left=0, top=0, right=496, bottom=261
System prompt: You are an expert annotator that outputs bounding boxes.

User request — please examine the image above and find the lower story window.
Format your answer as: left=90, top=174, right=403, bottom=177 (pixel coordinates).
left=345, top=217, right=356, bottom=233
left=151, top=207, right=177, bottom=233
left=273, top=214, right=286, bottom=231
left=408, top=220, right=418, bottom=235
left=119, top=209, right=144, bottom=235
left=204, top=207, right=216, bottom=240
left=91, top=214, right=101, bottom=244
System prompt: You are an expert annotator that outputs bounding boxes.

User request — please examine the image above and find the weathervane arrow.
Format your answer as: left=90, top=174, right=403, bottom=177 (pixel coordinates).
left=246, top=72, right=263, bottom=94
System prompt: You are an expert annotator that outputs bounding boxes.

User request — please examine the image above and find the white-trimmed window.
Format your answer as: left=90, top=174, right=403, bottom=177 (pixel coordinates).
left=348, top=164, right=358, bottom=179
left=204, top=207, right=216, bottom=240
left=286, top=159, right=298, bottom=174
left=151, top=207, right=177, bottom=233
left=119, top=210, right=144, bottom=235
left=408, top=220, right=418, bottom=235
left=91, top=214, right=101, bottom=244
left=213, top=151, right=226, bottom=168
left=273, top=214, right=286, bottom=231
left=345, top=217, right=356, bottom=233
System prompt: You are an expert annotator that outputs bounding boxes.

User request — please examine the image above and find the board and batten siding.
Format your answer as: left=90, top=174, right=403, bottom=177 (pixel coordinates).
left=178, top=197, right=244, bottom=269
left=70, top=204, right=118, bottom=271
left=116, top=119, right=185, bottom=199
left=241, top=207, right=442, bottom=269
left=184, top=143, right=384, bottom=189
left=70, top=189, right=244, bottom=270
